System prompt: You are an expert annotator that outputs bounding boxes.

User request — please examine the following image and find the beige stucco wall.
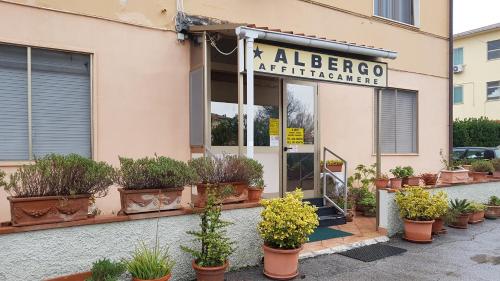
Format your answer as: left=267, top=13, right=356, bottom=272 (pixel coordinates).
left=0, top=1, right=190, bottom=221
left=454, top=29, right=500, bottom=121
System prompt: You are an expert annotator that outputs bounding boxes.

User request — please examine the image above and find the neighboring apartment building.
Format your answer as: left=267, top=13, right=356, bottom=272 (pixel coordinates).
left=454, top=23, right=500, bottom=121
left=0, top=0, right=451, bottom=221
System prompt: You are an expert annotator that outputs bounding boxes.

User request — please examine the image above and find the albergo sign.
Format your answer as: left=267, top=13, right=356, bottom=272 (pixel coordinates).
left=251, top=43, right=387, bottom=87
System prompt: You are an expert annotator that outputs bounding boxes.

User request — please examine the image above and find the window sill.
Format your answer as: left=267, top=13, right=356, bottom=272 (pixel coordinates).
left=372, top=153, right=419, bottom=156
left=371, top=15, right=419, bottom=31
left=0, top=160, right=34, bottom=168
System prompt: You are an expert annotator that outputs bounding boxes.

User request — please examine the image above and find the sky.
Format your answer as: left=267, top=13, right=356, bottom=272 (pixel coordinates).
left=454, top=0, right=500, bottom=34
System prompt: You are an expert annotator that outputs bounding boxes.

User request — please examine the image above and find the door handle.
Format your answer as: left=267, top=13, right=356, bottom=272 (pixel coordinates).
left=284, top=147, right=293, bottom=151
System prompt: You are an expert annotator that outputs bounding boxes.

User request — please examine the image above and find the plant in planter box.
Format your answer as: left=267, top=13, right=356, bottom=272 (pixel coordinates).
left=86, top=258, right=126, bottom=281
left=395, top=187, right=447, bottom=242
left=243, top=158, right=264, bottom=202
left=485, top=196, right=500, bottom=219
left=466, top=201, right=486, bottom=224
left=420, top=173, right=439, bottom=186
left=439, top=149, right=469, bottom=184
left=115, top=156, right=197, bottom=214
left=126, top=243, right=175, bottom=281
left=321, top=159, right=344, bottom=172
left=1, top=154, right=114, bottom=226
left=181, top=189, right=234, bottom=281
left=189, top=155, right=261, bottom=207
left=390, top=166, right=417, bottom=188
left=374, top=174, right=389, bottom=189
left=492, top=159, right=500, bottom=178
left=258, top=189, right=318, bottom=280
left=447, top=199, right=471, bottom=229
left=470, top=160, right=494, bottom=182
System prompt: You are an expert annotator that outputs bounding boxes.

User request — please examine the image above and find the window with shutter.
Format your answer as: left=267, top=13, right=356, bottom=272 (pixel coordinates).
left=377, top=89, right=417, bottom=154
left=374, top=0, right=417, bottom=26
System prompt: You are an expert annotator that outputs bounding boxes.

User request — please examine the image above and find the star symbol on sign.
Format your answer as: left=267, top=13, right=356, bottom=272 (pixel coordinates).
left=254, top=46, right=263, bottom=59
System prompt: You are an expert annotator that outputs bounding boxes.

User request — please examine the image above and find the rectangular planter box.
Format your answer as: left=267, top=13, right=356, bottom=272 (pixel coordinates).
left=485, top=205, right=500, bottom=219
left=45, top=272, right=92, bottom=281
left=8, top=195, right=90, bottom=227
left=439, top=170, right=469, bottom=184
left=118, top=187, right=184, bottom=214
left=196, top=182, right=248, bottom=208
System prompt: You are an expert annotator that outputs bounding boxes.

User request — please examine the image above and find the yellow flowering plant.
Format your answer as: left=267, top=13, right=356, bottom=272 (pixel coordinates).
left=258, top=189, right=319, bottom=249
left=395, top=186, right=448, bottom=221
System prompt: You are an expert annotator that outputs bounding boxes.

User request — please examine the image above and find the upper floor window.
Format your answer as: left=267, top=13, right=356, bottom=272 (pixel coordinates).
left=453, top=48, right=464, bottom=65
left=487, top=39, right=500, bottom=60
left=453, top=85, right=464, bottom=104
left=487, top=81, right=500, bottom=101
left=0, top=44, right=91, bottom=161
left=374, top=0, right=417, bottom=26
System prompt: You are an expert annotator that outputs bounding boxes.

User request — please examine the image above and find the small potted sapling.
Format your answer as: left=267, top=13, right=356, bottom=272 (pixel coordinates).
left=125, top=243, right=175, bottom=281
left=447, top=199, right=471, bottom=229
left=321, top=159, right=344, bottom=172
left=439, top=149, right=469, bottom=184
left=485, top=196, right=500, bottom=219
left=470, top=160, right=494, bottom=182
left=1, top=154, right=114, bottom=226
left=374, top=173, right=389, bottom=189
left=243, top=157, right=265, bottom=202
left=466, top=201, right=486, bottom=224
left=116, top=156, right=197, bottom=214
left=389, top=166, right=406, bottom=189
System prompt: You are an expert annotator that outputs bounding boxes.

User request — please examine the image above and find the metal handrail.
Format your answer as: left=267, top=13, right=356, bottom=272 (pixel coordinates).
left=322, top=147, right=348, bottom=215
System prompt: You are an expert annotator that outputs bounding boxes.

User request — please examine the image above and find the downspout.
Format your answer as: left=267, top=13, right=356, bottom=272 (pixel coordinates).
left=449, top=0, right=454, bottom=161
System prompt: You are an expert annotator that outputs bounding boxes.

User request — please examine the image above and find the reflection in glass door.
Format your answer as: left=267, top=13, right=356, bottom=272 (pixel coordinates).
left=283, top=81, right=318, bottom=198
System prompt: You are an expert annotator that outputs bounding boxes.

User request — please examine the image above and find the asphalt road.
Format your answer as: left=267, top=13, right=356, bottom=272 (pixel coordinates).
left=226, top=219, right=500, bottom=281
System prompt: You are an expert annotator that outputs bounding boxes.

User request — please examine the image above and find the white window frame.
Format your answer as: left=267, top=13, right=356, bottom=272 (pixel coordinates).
left=373, top=0, right=420, bottom=27
left=487, top=39, right=500, bottom=61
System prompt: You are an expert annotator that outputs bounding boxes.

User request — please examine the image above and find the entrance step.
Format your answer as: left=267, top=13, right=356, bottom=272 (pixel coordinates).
left=304, top=198, right=347, bottom=227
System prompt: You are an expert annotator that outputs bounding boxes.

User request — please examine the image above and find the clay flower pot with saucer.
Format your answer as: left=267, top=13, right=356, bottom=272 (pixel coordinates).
left=247, top=178, right=265, bottom=203
left=485, top=196, right=500, bottom=219
left=432, top=217, right=446, bottom=235
left=192, top=261, right=228, bottom=281
left=258, top=190, right=319, bottom=280
left=374, top=174, right=390, bottom=189
left=389, top=178, right=402, bottom=189
left=466, top=201, right=486, bottom=224
left=470, top=160, right=494, bottom=183
left=448, top=199, right=471, bottom=229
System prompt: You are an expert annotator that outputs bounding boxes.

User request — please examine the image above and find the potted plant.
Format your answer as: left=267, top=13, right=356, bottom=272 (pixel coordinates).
left=420, top=173, right=438, bottom=186
left=321, top=159, right=343, bottom=172
left=0, top=154, right=114, bottom=226
left=389, top=166, right=406, bottom=189
left=244, top=158, right=264, bottom=203
left=358, top=193, right=376, bottom=217
left=466, top=201, right=486, bottom=224
left=439, top=150, right=469, bottom=184
left=115, top=156, right=197, bottom=214
left=258, top=189, right=318, bottom=280
left=188, top=155, right=251, bottom=207
left=349, top=186, right=372, bottom=213
left=182, top=188, right=234, bottom=281
left=334, top=195, right=355, bottom=222
left=87, top=258, right=126, bottom=281
left=347, top=164, right=375, bottom=190
left=126, top=243, right=175, bottom=281
left=485, top=196, right=500, bottom=219
left=447, top=199, right=471, bottom=229
left=430, top=192, right=449, bottom=235
left=374, top=174, right=389, bottom=189
left=492, top=159, right=500, bottom=178
left=470, top=160, right=494, bottom=182
left=395, top=187, right=447, bottom=243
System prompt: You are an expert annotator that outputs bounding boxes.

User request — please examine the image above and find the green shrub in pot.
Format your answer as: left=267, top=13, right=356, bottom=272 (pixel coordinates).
left=86, top=258, right=126, bottom=281
left=125, top=242, right=175, bottom=281
left=471, top=160, right=494, bottom=173
left=390, top=166, right=414, bottom=179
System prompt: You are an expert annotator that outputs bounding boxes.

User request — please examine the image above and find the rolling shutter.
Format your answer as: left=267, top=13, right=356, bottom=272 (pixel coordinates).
left=31, top=48, right=91, bottom=158
left=380, top=89, right=397, bottom=153
left=0, top=45, right=28, bottom=160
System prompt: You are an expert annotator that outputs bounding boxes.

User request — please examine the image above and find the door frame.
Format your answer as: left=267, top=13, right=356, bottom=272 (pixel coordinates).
left=280, top=79, right=320, bottom=198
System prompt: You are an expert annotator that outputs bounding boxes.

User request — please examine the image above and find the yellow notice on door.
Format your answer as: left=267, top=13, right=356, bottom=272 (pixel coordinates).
left=269, top=118, right=279, bottom=136
left=286, top=128, right=304, bottom=144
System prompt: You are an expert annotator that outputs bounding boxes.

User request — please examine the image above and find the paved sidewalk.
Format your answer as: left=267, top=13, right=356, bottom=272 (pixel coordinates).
left=226, top=219, right=500, bottom=281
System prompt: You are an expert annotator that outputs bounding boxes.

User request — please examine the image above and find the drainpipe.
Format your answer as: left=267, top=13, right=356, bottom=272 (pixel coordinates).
left=448, top=0, right=454, bottom=161
left=242, top=30, right=259, bottom=158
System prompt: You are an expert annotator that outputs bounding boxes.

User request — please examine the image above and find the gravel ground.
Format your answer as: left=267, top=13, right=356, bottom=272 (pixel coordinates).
left=225, top=219, right=500, bottom=281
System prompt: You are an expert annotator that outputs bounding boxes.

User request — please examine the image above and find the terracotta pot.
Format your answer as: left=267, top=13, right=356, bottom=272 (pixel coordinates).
left=471, top=172, right=489, bottom=182
left=192, top=260, right=228, bottom=281
left=403, top=176, right=421, bottom=186
left=432, top=217, right=445, bottom=234
left=118, top=187, right=183, bottom=214
left=133, top=274, right=171, bottom=281
left=485, top=205, right=500, bottom=219
left=246, top=187, right=263, bottom=203
left=374, top=178, right=389, bottom=189
left=404, top=219, right=434, bottom=242
left=389, top=178, right=402, bottom=189
left=263, top=245, right=302, bottom=280
left=421, top=174, right=438, bottom=186
left=468, top=211, right=485, bottom=224
left=449, top=213, right=470, bottom=229
left=8, top=195, right=90, bottom=227
left=44, top=272, right=92, bottom=281
left=439, top=170, right=469, bottom=184
left=326, top=164, right=343, bottom=172
left=493, top=171, right=500, bottom=178
left=196, top=182, right=248, bottom=208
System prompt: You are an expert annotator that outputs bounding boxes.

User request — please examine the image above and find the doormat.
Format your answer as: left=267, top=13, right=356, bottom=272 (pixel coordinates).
left=338, top=243, right=407, bottom=262
left=308, top=227, right=352, bottom=242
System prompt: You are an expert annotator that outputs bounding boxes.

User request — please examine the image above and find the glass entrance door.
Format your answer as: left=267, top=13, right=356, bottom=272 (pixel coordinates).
left=282, top=80, right=318, bottom=198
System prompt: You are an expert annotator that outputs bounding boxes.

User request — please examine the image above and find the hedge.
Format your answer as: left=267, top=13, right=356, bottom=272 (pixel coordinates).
left=453, top=117, right=500, bottom=147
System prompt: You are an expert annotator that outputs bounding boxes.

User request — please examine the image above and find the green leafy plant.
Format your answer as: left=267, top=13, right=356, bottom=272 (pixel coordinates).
left=449, top=199, right=471, bottom=214
left=125, top=242, right=175, bottom=280
left=492, top=159, right=500, bottom=172
left=258, top=189, right=318, bottom=249
left=347, top=164, right=376, bottom=189
left=251, top=178, right=266, bottom=189
left=181, top=189, right=234, bottom=267
left=488, top=196, right=500, bottom=206
left=1, top=154, right=114, bottom=198
left=466, top=201, right=486, bottom=213
left=333, top=195, right=354, bottom=210
left=390, top=166, right=414, bottom=179
left=453, top=117, right=500, bottom=147
left=242, top=157, right=264, bottom=187
left=86, top=258, right=126, bottom=281
left=471, top=160, right=494, bottom=173
left=188, top=155, right=248, bottom=184
left=395, top=187, right=448, bottom=221
left=349, top=186, right=373, bottom=206
left=376, top=173, right=389, bottom=180
left=116, top=155, right=197, bottom=189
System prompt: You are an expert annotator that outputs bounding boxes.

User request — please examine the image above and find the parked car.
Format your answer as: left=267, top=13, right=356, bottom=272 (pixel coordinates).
left=453, top=147, right=500, bottom=161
